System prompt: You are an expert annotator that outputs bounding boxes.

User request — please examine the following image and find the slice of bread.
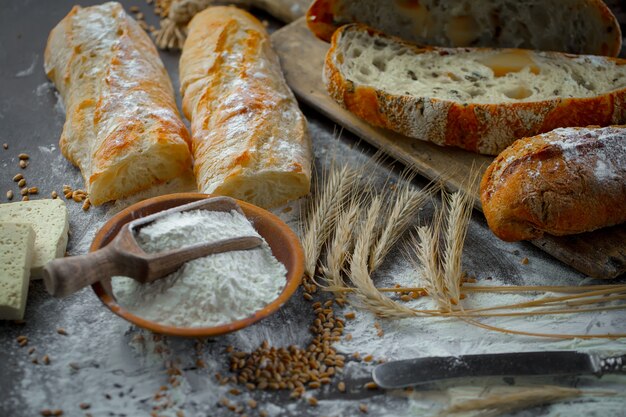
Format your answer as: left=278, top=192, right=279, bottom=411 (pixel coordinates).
left=0, top=223, right=35, bottom=320
left=0, top=199, right=69, bottom=278
left=324, top=24, right=626, bottom=155
left=307, top=0, right=622, bottom=56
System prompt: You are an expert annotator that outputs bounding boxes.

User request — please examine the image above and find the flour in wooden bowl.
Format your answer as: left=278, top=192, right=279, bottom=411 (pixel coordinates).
left=111, top=209, right=287, bottom=328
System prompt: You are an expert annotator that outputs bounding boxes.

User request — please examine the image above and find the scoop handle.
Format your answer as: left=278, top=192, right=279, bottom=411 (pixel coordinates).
left=43, top=245, right=127, bottom=298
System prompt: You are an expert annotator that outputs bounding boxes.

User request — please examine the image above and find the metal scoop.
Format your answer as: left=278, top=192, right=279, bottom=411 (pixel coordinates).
left=43, top=196, right=263, bottom=298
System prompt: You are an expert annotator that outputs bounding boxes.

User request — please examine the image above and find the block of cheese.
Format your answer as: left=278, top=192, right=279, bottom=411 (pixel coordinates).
left=0, top=223, right=35, bottom=320
left=0, top=199, right=69, bottom=278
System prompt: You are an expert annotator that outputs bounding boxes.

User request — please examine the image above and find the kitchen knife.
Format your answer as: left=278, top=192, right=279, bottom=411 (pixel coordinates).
left=372, top=351, right=626, bottom=389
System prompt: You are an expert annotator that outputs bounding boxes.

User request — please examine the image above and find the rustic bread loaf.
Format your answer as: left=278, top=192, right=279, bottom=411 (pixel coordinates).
left=307, top=0, right=622, bottom=56
left=179, top=6, right=312, bottom=208
left=44, top=2, right=193, bottom=205
left=324, top=24, right=626, bottom=155
left=480, top=126, right=626, bottom=241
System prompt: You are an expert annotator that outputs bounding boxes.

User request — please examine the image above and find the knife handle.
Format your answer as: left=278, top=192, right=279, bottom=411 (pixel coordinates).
left=599, top=354, right=626, bottom=375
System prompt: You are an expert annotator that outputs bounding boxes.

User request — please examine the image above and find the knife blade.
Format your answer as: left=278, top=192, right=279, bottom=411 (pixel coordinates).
left=372, top=351, right=626, bottom=389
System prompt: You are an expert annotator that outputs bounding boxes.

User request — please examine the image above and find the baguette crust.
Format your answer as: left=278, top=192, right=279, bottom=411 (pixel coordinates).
left=44, top=2, right=193, bottom=205
left=180, top=6, right=312, bottom=208
left=324, top=25, right=626, bottom=155
left=307, top=0, right=622, bottom=56
left=480, top=126, right=626, bottom=241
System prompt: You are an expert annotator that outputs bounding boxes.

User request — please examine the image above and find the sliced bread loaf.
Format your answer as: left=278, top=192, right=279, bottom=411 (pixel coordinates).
left=0, top=199, right=69, bottom=278
left=324, top=24, right=626, bottom=155
left=0, top=223, right=35, bottom=320
left=307, top=0, right=622, bottom=56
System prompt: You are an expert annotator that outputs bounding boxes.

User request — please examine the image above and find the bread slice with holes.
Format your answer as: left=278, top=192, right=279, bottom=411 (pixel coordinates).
left=324, top=24, right=626, bottom=155
left=0, top=199, right=69, bottom=279
left=307, top=0, right=622, bottom=56
left=0, top=223, right=35, bottom=320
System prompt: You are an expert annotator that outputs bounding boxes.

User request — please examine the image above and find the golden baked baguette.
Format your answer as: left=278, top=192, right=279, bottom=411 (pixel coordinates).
left=179, top=6, right=312, bottom=208
left=480, top=126, right=626, bottom=241
left=44, top=2, right=193, bottom=205
left=325, top=24, right=626, bottom=155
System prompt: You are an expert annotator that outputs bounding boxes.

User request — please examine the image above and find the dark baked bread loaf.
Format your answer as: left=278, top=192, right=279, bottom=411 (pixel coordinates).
left=307, top=0, right=622, bottom=56
left=480, top=126, right=626, bottom=241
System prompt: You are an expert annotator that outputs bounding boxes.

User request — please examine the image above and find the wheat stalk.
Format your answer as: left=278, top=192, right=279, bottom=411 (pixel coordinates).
left=440, top=385, right=614, bottom=417
left=332, top=284, right=626, bottom=294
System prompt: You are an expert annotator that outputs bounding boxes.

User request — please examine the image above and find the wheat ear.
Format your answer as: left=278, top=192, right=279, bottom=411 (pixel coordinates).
left=320, top=196, right=363, bottom=292
left=440, top=385, right=613, bottom=417
left=349, top=196, right=416, bottom=318
left=441, top=189, right=474, bottom=306
left=369, top=172, right=434, bottom=272
left=302, top=164, right=356, bottom=278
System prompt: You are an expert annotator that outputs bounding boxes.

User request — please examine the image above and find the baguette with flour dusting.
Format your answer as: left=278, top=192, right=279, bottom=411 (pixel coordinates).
left=325, top=24, right=626, bottom=155
left=307, top=0, right=622, bottom=56
left=480, top=126, right=626, bottom=241
left=44, top=2, right=193, bottom=205
left=179, top=6, right=312, bottom=208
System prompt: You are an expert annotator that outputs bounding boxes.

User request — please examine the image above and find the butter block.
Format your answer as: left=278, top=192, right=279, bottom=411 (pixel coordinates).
left=0, top=223, right=35, bottom=320
left=0, top=199, right=69, bottom=278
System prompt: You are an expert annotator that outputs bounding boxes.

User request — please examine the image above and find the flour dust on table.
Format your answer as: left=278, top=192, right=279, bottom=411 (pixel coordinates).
left=112, top=209, right=287, bottom=327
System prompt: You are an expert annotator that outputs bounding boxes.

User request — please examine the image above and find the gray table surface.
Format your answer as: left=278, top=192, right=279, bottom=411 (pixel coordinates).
left=1, top=1, right=626, bottom=417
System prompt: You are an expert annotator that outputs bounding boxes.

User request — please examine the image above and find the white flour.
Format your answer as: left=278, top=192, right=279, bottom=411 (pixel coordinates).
left=111, top=209, right=287, bottom=327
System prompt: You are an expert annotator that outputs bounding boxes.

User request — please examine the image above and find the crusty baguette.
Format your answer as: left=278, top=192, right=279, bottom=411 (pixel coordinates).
left=324, top=24, right=626, bottom=155
left=307, top=0, right=622, bottom=56
left=179, top=6, right=312, bottom=208
left=44, top=2, right=193, bottom=205
left=480, top=126, right=626, bottom=241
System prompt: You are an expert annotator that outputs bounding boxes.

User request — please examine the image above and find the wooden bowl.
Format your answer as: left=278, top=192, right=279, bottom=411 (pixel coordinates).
left=91, top=193, right=304, bottom=337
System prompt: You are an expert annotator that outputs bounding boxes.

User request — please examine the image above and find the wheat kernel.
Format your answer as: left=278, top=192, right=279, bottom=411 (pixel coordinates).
left=56, top=328, right=68, bottom=336
left=28, top=187, right=38, bottom=194
left=12, top=173, right=23, bottom=181
left=6, top=190, right=13, bottom=200
left=18, top=178, right=26, bottom=187
left=364, top=382, right=378, bottom=390
left=19, top=160, right=28, bottom=168
left=307, top=397, right=318, bottom=406
left=79, top=403, right=90, bottom=410
left=18, top=153, right=29, bottom=160
left=22, top=196, right=29, bottom=201
left=20, top=188, right=28, bottom=196
left=359, top=404, right=368, bottom=413
left=338, top=381, right=346, bottom=392
left=51, top=191, right=58, bottom=199
left=2, top=143, right=7, bottom=149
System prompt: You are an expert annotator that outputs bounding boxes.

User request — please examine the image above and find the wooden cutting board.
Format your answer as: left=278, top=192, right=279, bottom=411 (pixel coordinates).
left=271, top=18, right=626, bottom=280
